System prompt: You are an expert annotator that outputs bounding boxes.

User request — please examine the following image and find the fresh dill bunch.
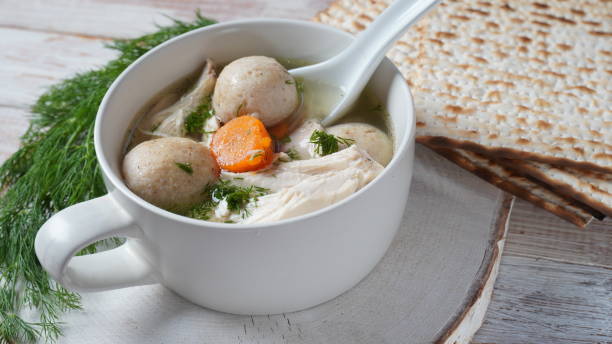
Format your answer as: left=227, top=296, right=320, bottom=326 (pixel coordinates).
left=187, top=180, right=269, bottom=220
left=309, top=129, right=355, bottom=156
left=184, top=96, right=214, bottom=135
left=0, top=12, right=216, bottom=343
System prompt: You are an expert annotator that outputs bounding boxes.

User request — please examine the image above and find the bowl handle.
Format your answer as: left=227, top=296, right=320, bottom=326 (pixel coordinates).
left=35, top=194, right=156, bottom=291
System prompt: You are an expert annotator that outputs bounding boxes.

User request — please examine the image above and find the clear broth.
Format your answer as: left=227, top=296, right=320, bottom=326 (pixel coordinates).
left=124, top=59, right=392, bottom=153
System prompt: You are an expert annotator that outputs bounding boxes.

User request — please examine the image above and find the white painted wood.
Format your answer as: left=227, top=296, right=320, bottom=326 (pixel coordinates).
left=0, top=0, right=332, bottom=38
left=505, top=200, right=612, bottom=268
left=0, top=28, right=114, bottom=108
left=0, top=107, right=29, bottom=162
left=473, top=255, right=612, bottom=344
left=21, top=145, right=507, bottom=343
left=473, top=201, right=612, bottom=343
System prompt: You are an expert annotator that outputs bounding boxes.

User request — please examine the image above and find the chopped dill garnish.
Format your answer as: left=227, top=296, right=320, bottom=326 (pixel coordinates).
left=175, top=162, right=193, bottom=174
left=0, top=12, right=216, bottom=343
left=184, top=96, right=214, bottom=135
left=286, top=148, right=300, bottom=160
left=249, top=150, right=264, bottom=161
left=187, top=199, right=214, bottom=221
left=187, top=181, right=269, bottom=220
left=309, top=130, right=355, bottom=156
left=210, top=180, right=268, bottom=213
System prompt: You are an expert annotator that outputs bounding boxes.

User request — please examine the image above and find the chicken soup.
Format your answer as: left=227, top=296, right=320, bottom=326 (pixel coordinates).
left=123, top=57, right=393, bottom=224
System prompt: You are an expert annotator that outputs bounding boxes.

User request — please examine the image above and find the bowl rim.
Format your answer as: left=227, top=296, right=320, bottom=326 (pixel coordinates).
left=95, top=18, right=415, bottom=230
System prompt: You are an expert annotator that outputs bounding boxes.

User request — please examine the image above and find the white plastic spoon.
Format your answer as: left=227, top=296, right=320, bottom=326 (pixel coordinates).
left=290, top=0, right=439, bottom=126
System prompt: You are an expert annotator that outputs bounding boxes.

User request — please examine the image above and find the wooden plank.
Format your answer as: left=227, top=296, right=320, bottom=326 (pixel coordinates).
left=0, top=0, right=333, bottom=38
left=0, top=0, right=332, bottom=109
left=505, top=199, right=612, bottom=269
left=0, top=107, right=29, bottom=163
left=473, top=255, right=612, bottom=344
left=0, top=27, right=115, bottom=108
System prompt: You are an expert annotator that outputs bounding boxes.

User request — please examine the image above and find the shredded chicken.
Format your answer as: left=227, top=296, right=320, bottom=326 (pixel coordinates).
left=220, top=145, right=383, bottom=223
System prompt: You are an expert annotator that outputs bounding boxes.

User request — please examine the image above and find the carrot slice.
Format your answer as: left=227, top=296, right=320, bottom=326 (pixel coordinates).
left=210, top=116, right=274, bottom=172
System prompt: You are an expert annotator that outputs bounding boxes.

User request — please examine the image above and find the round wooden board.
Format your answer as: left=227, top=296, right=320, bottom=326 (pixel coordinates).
left=31, top=145, right=511, bottom=344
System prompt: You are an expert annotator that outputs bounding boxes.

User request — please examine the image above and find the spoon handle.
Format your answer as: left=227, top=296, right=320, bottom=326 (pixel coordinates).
left=321, top=0, right=439, bottom=125
left=341, top=0, right=439, bottom=70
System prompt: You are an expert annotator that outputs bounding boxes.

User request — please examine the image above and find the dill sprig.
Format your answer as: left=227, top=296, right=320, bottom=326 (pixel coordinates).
left=309, top=129, right=355, bottom=156
left=211, top=181, right=268, bottom=213
left=285, top=148, right=300, bottom=161
left=184, top=96, right=214, bottom=135
left=0, top=12, right=216, bottom=343
left=187, top=180, right=268, bottom=220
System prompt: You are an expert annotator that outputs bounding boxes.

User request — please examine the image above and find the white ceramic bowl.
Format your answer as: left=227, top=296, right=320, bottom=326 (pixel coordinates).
left=35, top=19, right=415, bottom=314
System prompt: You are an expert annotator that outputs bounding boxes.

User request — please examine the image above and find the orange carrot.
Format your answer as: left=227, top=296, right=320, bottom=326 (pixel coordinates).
left=210, top=116, right=274, bottom=172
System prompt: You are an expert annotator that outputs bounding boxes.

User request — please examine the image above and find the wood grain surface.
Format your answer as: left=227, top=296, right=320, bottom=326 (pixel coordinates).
left=474, top=255, right=612, bottom=343
left=0, top=1, right=610, bottom=343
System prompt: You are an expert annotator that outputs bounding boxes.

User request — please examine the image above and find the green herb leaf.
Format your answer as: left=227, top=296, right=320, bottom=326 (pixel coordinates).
left=286, top=148, right=300, bottom=161
left=309, top=130, right=355, bottom=156
left=187, top=180, right=269, bottom=220
left=209, top=180, right=268, bottom=213
left=186, top=199, right=214, bottom=221
left=0, top=12, right=216, bottom=343
left=184, top=96, right=214, bottom=135
left=249, top=150, right=264, bottom=161
left=294, top=77, right=305, bottom=98
left=175, top=162, right=193, bottom=174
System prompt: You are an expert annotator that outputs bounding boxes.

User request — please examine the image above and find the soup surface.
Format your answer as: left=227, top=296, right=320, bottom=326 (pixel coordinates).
left=123, top=56, right=393, bottom=224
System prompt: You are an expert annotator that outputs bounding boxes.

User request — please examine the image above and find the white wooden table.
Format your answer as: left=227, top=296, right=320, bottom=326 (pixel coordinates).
left=0, top=1, right=610, bottom=343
